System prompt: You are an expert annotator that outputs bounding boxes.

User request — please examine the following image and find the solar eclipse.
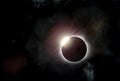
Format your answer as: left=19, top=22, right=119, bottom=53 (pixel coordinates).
left=59, top=35, right=89, bottom=64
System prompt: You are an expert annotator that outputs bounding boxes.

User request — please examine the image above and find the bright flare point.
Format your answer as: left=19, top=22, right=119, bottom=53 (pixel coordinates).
left=61, top=36, right=70, bottom=47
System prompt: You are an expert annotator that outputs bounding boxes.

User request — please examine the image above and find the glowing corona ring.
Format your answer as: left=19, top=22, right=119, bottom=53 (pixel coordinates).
left=59, top=35, right=90, bottom=64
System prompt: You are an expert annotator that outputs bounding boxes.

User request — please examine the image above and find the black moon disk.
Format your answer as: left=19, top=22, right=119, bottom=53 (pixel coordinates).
left=61, top=37, right=87, bottom=62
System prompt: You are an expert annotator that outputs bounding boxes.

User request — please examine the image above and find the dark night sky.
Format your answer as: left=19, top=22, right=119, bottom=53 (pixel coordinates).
left=0, top=0, right=120, bottom=81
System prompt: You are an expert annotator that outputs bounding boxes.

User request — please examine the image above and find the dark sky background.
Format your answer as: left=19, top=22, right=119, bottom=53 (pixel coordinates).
left=0, top=0, right=120, bottom=81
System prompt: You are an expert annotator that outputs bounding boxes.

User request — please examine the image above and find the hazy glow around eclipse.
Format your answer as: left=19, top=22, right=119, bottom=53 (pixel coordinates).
left=60, top=36, right=70, bottom=47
